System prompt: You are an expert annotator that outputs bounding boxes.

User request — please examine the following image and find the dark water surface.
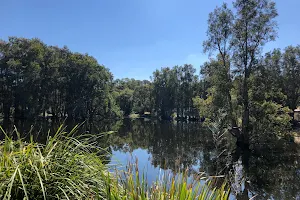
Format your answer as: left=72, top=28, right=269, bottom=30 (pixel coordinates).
left=2, top=118, right=300, bottom=200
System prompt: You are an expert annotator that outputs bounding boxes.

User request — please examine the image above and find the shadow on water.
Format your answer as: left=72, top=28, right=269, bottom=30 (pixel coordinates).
left=0, top=118, right=123, bottom=165
left=0, top=118, right=122, bottom=141
left=1, top=118, right=300, bottom=199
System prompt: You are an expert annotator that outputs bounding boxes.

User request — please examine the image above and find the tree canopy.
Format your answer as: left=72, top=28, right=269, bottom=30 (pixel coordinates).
left=0, top=37, right=121, bottom=121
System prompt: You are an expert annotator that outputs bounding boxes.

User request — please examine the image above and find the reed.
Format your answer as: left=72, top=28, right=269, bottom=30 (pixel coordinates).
left=107, top=159, right=230, bottom=200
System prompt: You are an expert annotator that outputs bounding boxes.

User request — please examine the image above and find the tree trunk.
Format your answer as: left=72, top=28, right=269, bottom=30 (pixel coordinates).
left=241, top=23, right=250, bottom=149
left=227, top=85, right=236, bottom=127
left=241, top=68, right=250, bottom=148
left=221, top=52, right=235, bottom=128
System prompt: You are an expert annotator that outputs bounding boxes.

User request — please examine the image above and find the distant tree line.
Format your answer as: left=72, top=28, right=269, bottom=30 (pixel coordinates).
left=0, top=38, right=299, bottom=124
left=111, top=64, right=203, bottom=120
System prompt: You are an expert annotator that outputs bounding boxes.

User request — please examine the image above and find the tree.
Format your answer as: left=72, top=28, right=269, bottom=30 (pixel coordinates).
left=203, top=3, right=235, bottom=125
left=204, top=0, right=279, bottom=147
left=232, top=0, right=278, bottom=146
left=113, top=78, right=152, bottom=116
left=246, top=49, right=292, bottom=138
left=152, top=67, right=175, bottom=119
left=200, top=58, right=233, bottom=120
left=152, top=65, right=198, bottom=120
left=0, top=38, right=44, bottom=119
left=0, top=37, right=120, bottom=121
left=133, top=83, right=152, bottom=115
left=282, top=46, right=300, bottom=112
left=115, top=88, right=134, bottom=116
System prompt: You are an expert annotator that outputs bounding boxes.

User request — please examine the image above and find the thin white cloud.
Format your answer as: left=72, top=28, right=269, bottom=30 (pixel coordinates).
left=183, top=53, right=208, bottom=68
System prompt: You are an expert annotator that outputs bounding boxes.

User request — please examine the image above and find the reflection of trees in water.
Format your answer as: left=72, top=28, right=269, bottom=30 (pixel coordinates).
left=220, top=144, right=300, bottom=200
left=109, top=119, right=215, bottom=172
left=149, top=121, right=214, bottom=172
left=1, top=119, right=123, bottom=165
left=1, top=119, right=62, bottom=142
left=243, top=150, right=300, bottom=199
left=109, top=119, right=300, bottom=200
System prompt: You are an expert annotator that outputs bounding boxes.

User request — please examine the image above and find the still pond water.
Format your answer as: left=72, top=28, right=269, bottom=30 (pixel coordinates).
left=4, top=119, right=300, bottom=200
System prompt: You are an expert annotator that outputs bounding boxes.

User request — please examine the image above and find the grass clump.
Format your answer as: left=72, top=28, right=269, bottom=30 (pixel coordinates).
left=0, top=125, right=230, bottom=200
left=0, top=125, right=107, bottom=199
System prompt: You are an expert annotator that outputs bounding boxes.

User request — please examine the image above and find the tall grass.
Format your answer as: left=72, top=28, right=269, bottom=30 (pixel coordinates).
left=0, top=125, right=230, bottom=200
left=0, top=125, right=108, bottom=199
left=107, top=159, right=230, bottom=200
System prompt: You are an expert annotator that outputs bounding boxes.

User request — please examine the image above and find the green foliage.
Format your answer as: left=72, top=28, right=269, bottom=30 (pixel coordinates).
left=152, top=65, right=199, bottom=119
left=113, top=79, right=152, bottom=116
left=282, top=46, right=300, bottom=111
left=250, top=101, right=292, bottom=139
left=132, top=84, right=153, bottom=115
left=0, top=37, right=120, bottom=120
left=115, top=88, right=134, bottom=116
left=0, top=125, right=108, bottom=199
left=0, top=0, right=299, bottom=149
left=202, top=0, right=300, bottom=145
left=192, top=96, right=212, bottom=120
left=245, top=49, right=293, bottom=138
left=203, top=2, right=234, bottom=127
left=232, top=0, right=278, bottom=139
left=200, top=59, right=232, bottom=117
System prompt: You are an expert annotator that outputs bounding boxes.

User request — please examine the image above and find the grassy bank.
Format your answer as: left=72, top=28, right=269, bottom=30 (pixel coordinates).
left=0, top=125, right=230, bottom=199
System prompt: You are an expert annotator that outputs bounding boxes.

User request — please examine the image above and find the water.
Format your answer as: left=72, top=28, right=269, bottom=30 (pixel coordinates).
left=108, top=119, right=300, bottom=200
left=2, top=118, right=300, bottom=199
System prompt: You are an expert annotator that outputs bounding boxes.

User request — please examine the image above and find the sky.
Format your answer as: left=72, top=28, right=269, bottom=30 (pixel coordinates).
left=1, top=0, right=300, bottom=80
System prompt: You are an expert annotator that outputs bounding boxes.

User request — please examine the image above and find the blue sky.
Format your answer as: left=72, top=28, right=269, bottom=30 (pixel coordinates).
left=1, top=0, right=300, bottom=80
